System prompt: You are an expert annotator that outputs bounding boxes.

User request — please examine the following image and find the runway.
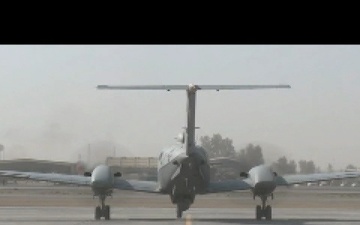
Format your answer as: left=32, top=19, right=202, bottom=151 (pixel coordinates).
left=1, top=184, right=360, bottom=224
left=1, top=207, right=360, bottom=225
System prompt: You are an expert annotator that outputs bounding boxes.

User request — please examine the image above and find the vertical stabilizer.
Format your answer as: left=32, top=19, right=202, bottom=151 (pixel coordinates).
left=185, top=84, right=198, bottom=155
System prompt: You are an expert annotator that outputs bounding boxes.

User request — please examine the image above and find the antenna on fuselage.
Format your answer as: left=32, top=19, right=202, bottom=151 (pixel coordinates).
left=97, top=84, right=291, bottom=156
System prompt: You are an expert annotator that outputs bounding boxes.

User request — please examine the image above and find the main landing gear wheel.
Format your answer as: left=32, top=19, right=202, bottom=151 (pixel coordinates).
left=94, top=205, right=110, bottom=220
left=94, top=195, right=111, bottom=220
left=95, top=206, right=101, bottom=220
left=104, top=205, right=110, bottom=220
left=265, top=205, right=272, bottom=220
left=255, top=195, right=272, bottom=220
left=256, top=205, right=261, bottom=220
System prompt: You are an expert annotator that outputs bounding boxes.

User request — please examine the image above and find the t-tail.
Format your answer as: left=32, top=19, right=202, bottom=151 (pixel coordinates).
left=97, top=84, right=291, bottom=156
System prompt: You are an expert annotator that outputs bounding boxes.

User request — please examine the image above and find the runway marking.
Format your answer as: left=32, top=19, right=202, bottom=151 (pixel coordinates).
left=185, top=214, right=192, bottom=225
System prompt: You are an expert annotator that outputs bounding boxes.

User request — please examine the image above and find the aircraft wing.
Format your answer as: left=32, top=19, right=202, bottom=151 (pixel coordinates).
left=206, top=178, right=253, bottom=193
left=0, top=170, right=91, bottom=186
left=113, top=178, right=162, bottom=193
left=114, top=178, right=253, bottom=194
left=275, top=171, right=360, bottom=186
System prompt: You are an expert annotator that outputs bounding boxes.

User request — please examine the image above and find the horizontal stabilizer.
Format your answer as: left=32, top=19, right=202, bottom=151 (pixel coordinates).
left=97, top=84, right=291, bottom=91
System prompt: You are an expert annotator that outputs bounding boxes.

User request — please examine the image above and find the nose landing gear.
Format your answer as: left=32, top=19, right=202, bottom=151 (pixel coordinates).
left=95, top=194, right=110, bottom=220
left=255, top=195, right=272, bottom=220
left=176, top=199, right=192, bottom=218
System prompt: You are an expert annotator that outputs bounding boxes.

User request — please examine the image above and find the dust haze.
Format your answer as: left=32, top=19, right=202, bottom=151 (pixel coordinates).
left=1, top=45, right=360, bottom=171
left=2, top=122, right=132, bottom=169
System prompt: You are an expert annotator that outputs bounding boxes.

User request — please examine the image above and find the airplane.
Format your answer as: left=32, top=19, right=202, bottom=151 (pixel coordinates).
left=1, top=84, right=360, bottom=221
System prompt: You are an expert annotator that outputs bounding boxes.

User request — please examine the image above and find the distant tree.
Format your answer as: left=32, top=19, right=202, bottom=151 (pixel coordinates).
left=200, top=135, right=212, bottom=155
left=298, top=160, right=316, bottom=174
left=289, top=160, right=297, bottom=174
left=298, top=160, right=306, bottom=173
left=346, top=164, right=357, bottom=170
left=200, top=134, right=236, bottom=158
left=271, top=156, right=297, bottom=175
left=237, top=144, right=264, bottom=172
left=327, top=163, right=333, bottom=172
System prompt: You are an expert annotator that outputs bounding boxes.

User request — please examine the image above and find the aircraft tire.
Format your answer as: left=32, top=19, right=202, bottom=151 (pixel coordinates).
left=256, top=205, right=262, bottom=220
left=104, top=205, right=110, bottom=220
left=95, top=206, right=101, bottom=220
left=265, top=205, right=272, bottom=220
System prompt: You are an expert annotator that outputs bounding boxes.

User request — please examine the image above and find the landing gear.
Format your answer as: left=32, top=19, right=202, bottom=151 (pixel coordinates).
left=175, top=200, right=191, bottom=219
left=256, top=205, right=261, bottom=220
left=95, top=206, right=101, bottom=220
left=265, top=205, right=272, bottom=220
left=255, top=195, right=272, bottom=220
left=176, top=204, right=183, bottom=218
left=171, top=181, right=195, bottom=219
left=104, top=205, right=110, bottom=220
left=94, top=195, right=111, bottom=220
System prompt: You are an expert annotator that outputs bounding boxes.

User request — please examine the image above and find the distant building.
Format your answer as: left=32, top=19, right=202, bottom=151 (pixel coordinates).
left=105, top=157, right=157, bottom=181
left=209, top=157, right=241, bottom=181
left=0, top=158, right=77, bottom=174
left=106, top=157, right=157, bottom=168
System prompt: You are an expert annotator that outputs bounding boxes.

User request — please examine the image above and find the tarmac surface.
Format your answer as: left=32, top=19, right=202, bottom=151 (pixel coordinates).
left=1, top=183, right=360, bottom=225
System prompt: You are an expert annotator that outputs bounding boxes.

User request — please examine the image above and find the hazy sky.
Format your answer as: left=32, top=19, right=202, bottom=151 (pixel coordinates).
left=1, top=45, right=360, bottom=170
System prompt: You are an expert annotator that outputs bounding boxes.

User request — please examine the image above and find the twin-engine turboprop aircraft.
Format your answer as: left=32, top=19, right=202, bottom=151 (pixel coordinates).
left=1, top=84, right=359, bottom=221
left=1, top=161, right=358, bottom=220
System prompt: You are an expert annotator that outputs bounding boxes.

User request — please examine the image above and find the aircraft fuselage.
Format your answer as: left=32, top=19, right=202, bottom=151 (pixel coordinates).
left=91, top=165, right=114, bottom=196
left=157, top=145, right=210, bottom=195
left=248, top=165, right=277, bottom=196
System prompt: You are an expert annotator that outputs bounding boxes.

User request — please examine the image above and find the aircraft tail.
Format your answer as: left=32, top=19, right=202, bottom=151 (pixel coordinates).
left=97, top=84, right=291, bottom=156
